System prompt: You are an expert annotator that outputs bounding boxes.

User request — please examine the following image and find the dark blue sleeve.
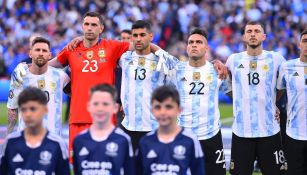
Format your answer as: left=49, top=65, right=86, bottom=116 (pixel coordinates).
left=55, top=145, right=70, bottom=175
left=0, top=150, right=8, bottom=175
left=190, top=143, right=205, bottom=175
left=123, top=138, right=136, bottom=175
left=135, top=141, right=144, bottom=175
left=72, top=138, right=81, bottom=175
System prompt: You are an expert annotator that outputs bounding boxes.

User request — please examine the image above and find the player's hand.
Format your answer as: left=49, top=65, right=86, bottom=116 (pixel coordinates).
left=275, top=106, right=281, bottom=123
left=12, top=62, right=28, bottom=87
left=66, top=36, right=83, bottom=51
left=212, top=59, right=228, bottom=79
left=155, top=49, right=178, bottom=75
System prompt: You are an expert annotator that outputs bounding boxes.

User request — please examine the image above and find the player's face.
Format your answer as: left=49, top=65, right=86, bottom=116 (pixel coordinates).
left=29, top=42, right=51, bottom=68
left=298, top=34, right=307, bottom=58
left=121, top=32, right=131, bottom=42
left=243, top=25, right=266, bottom=49
left=87, top=91, right=118, bottom=125
left=152, top=98, right=181, bottom=127
left=132, top=28, right=153, bottom=51
left=82, top=16, right=104, bottom=41
left=187, top=34, right=208, bottom=61
left=20, top=101, right=47, bottom=128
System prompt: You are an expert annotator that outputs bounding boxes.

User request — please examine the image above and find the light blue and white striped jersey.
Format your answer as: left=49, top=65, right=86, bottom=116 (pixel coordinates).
left=119, top=51, right=167, bottom=131
left=169, top=61, right=229, bottom=140
left=277, top=58, right=307, bottom=140
left=226, top=50, right=285, bottom=138
left=7, top=66, right=70, bottom=135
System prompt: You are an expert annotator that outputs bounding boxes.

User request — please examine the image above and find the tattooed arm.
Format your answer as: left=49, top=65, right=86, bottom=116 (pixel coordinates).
left=7, top=109, right=18, bottom=135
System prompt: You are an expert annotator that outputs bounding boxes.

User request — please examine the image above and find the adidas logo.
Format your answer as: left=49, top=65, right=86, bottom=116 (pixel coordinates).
left=146, top=150, right=157, bottom=158
left=293, top=72, right=299, bottom=76
left=181, top=77, right=187, bottom=81
left=79, top=147, right=89, bottom=156
left=238, top=64, right=244, bottom=68
left=12, top=154, right=23, bottom=162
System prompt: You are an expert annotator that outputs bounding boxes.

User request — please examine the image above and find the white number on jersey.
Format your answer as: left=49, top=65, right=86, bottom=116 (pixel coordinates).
left=82, top=60, right=98, bottom=72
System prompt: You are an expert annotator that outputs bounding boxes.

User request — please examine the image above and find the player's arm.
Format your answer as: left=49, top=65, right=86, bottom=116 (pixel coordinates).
left=276, top=61, right=287, bottom=100
left=7, top=109, right=18, bottom=134
left=48, top=57, right=64, bottom=68
left=211, top=59, right=228, bottom=79
left=7, top=76, right=21, bottom=134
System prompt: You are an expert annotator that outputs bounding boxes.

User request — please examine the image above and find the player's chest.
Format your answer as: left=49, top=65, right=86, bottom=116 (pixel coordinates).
left=286, top=67, right=307, bottom=90
left=25, top=76, right=60, bottom=94
left=233, top=59, right=277, bottom=85
left=176, top=69, right=219, bottom=95
left=124, top=57, right=161, bottom=81
left=71, top=49, right=112, bottom=73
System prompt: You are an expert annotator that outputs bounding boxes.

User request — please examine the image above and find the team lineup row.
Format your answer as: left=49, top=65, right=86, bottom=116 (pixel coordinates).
left=1, top=11, right=307, bottom=175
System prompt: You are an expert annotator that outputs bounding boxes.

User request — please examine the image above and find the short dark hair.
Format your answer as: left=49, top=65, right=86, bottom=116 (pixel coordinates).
left=121, top=29, right=131, bottom=35
left=300, top=29, right=307, bottom=39
left=131, top=20, right=151, bottom=32
left=31, top=37, right=51, bottom=50
left=83, top=11, right=104, bottom=25
left=189, top=28, right=208, bottom=40
left=90, top=84, right=117, bottom=102
left=244, top=21, right=265, bottom=34
left=151, top=85, right=180, bottom=106
left=18, top=87, right=48, bottom=107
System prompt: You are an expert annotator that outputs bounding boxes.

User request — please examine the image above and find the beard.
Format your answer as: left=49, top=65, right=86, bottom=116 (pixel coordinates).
left=190, top=55, right=201, bottom=62
left=247, top=41, right=261, bottom=49
left=34, top=57, right=48, bottom=67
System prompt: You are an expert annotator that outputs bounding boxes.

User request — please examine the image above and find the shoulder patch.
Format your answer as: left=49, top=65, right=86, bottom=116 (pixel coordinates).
left=9, top=90, right=14, bottom=99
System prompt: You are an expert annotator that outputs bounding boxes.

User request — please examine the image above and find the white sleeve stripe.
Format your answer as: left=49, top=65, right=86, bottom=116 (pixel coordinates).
left=114, top=128, right=134, bottom=157
left=0, top=132, right=22, bottom=164
left=182, top=130, right=203, bottom=158
left=47, top=133, right=68, bottom=159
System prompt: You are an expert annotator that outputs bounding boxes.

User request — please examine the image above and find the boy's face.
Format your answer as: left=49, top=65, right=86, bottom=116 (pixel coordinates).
left=87, top=91, right=118, bottom=124
left=20, top=101, right=47, bottom=128
left=151, top=97, right=181, bottom=127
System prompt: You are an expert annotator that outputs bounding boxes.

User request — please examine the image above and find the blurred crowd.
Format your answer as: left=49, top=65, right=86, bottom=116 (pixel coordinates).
left=0, top=0, right=306, bottom=78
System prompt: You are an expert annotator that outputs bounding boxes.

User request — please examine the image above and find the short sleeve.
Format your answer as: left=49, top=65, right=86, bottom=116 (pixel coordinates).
left=7, top=74, right=23, bottom=109
left=277, top=62, right=286, bottom=90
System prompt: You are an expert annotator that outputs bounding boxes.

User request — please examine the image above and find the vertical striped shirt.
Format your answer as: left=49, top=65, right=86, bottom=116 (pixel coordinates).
left=120, top=51, right=167, bottom=131
left=277, top=58, right=307, bottom=140
left=7, top=66, right=70, bottom=135
left=170, top=61, right=229, bottom=140
left=226, top=50, right=285, bottom=137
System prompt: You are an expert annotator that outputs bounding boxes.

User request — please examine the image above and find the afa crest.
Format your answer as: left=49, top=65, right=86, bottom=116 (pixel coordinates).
left=193, top=72, right=201, bottom=81
left=138, top=57, right=146, bottom=66
left=37, top=80, right=45, bottom=89
left=86, top=51, right=93, bottom=60
left=249, top=61, right=257, bottom=70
